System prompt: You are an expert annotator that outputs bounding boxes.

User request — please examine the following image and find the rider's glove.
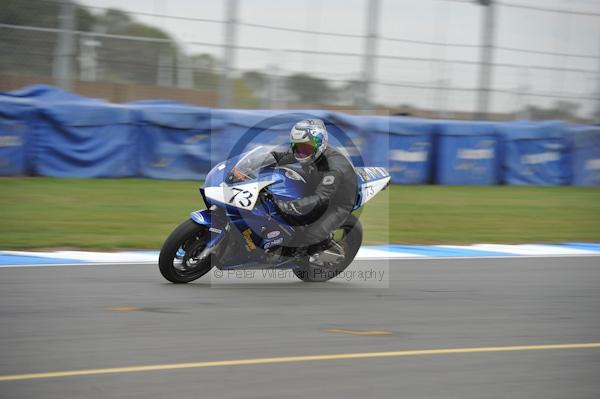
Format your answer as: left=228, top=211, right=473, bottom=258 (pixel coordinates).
left=274, top=198, right=303, bottom=216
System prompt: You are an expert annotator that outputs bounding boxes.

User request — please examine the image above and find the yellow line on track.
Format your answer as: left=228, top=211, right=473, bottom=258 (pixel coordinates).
left=323, top=328, right=393, bottom=336
left=110, top=307, right=141, bottom=312
left=1, top=342, right=599, bottom=382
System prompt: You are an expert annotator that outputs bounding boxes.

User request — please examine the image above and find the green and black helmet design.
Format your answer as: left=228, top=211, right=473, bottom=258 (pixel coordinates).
left=290, top=119, right=328, bottom=163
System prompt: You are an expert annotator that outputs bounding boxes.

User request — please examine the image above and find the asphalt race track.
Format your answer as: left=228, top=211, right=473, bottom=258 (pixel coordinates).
left=1, top=257, right=599, bottom=398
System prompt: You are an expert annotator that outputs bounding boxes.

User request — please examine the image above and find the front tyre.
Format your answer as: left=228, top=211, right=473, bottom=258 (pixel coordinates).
left=159, top=219, right=213, bottom=283
left=294, top=214, right=363, bottom=282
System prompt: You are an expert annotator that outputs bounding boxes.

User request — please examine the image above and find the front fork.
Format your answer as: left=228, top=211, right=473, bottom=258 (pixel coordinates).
left=190, top=206, right=230, bottom=267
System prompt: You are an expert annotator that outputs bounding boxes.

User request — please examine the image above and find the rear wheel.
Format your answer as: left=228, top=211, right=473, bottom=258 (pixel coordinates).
left=293, top=214, right=362, bottom=282
left=159, top=219, right=213, bottom=283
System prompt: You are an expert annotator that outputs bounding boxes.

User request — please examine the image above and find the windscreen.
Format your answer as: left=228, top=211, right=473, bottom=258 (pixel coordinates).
left=226, top=146, right=277, bottom=184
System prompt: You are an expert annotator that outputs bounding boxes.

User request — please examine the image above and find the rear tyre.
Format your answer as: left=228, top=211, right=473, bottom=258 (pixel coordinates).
left=293, top=214, right=362, bottom=282
left=159, top=219, right=213, bottom=283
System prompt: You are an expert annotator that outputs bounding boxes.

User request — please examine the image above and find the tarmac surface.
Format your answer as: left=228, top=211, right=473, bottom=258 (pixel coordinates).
left=0, top=257, right=599, bottom=398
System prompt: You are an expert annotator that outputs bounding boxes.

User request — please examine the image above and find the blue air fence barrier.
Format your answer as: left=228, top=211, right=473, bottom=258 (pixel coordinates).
left=434, top=121, right=501, bottom=185
left=211, top=109, right=293, bottom=161
left=360, top=116, right=435, bottom=184
left=569, top=124, right=600, bottom=186
left=133, top=104, right=218, bottom=180
left=0, top=97, right=37, bottom=176
left=212, top=110, right=366, bottom=166
left=321, top=113, right=368, bottom=167
left=1, top=84, right=99, bottom=103
left=0, top=84, right=100, bottom=177
left=498, top=121, right=571, bottom=185
left=35, top=102, right=137, bottom=178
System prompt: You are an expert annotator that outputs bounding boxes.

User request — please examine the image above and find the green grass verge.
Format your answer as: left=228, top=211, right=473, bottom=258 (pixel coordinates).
left=0, top=177, right=599, bottom=250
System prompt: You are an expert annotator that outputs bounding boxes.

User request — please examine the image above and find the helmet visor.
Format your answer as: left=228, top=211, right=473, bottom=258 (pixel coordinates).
left=292, top=141, right=315, bottom=160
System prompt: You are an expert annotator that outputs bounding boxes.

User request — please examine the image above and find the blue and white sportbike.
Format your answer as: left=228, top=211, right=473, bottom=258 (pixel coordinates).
left=159, top=146, right=390, bottom=283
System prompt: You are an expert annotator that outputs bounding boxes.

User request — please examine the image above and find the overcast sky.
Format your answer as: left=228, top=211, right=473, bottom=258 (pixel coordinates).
left=77, top=0, right=600, bottom=116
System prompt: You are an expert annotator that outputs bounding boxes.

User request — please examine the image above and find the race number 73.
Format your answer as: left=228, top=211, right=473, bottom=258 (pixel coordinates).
left=229, top=187, right=253, bottom=207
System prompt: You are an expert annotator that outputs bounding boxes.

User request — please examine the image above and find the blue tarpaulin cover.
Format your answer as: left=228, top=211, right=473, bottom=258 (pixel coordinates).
left=36, top=102, right=136, bottom=177
left=360, top=116, right=434, bottom=184
left=499, top=121, right=570, bottom=185
left=324, top=112, right=370, bottom=167
left=1, top=84, right=101, bottom=103
left=569, top=124, right=600, bottom=186
left=1, top=85, right=598, bottom=185
left=212, top=109, right=294, bottom=161
left=213, top=110, right=355, bottom=163
left=0, top=85, right=95, bottom=176
left=134, top=104, right=217, bottom=180
left=434, top=121, right=500, bottom=185
left=0, top=97, right=36, bottom=176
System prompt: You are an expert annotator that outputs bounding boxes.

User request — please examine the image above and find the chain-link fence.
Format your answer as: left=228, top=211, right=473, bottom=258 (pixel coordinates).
left=1, top=0, right=599, bottom=121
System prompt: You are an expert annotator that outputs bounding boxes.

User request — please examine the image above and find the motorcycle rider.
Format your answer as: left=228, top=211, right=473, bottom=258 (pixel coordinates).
left=270, top=119, right=358, bottom=254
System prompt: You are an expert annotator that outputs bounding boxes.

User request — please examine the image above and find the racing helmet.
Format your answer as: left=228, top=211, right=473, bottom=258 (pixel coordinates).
left=290, top=119, right=328, bottom=164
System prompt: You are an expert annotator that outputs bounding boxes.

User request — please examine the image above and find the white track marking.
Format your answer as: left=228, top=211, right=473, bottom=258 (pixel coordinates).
left=2, top=244, right=600, bottom=268
left=1, top=251, right=158, bottom=263
left=468, top=244, right=600, bottom=256
left=356, top=247, right=425, bottom=259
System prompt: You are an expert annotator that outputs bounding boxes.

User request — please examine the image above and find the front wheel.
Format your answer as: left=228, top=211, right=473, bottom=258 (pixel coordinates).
left=293, top=214, right=363, bottom=282
left=159, top=219, right=213, bottom=283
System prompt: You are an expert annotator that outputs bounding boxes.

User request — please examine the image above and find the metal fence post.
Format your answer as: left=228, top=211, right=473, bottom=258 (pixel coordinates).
left=476, top=0, right=496, bottom=119
left=53, top=1, right=76, bottom=90
left=79, top=33, right=100, bottom=82
left=157, top=53, right=174, bottom=87
left=219, top=0, right=239, bottom=108
left=432, top=0, right=448, bottom=118
left=360, top=0, right=380, bottom=112
left=177, top=51, right=194, bottom=89
left=596, top=35, right=600, bottom=123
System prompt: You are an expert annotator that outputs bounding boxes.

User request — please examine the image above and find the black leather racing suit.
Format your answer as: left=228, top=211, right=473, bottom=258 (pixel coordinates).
left=271, top=146, right=358, bottom=247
